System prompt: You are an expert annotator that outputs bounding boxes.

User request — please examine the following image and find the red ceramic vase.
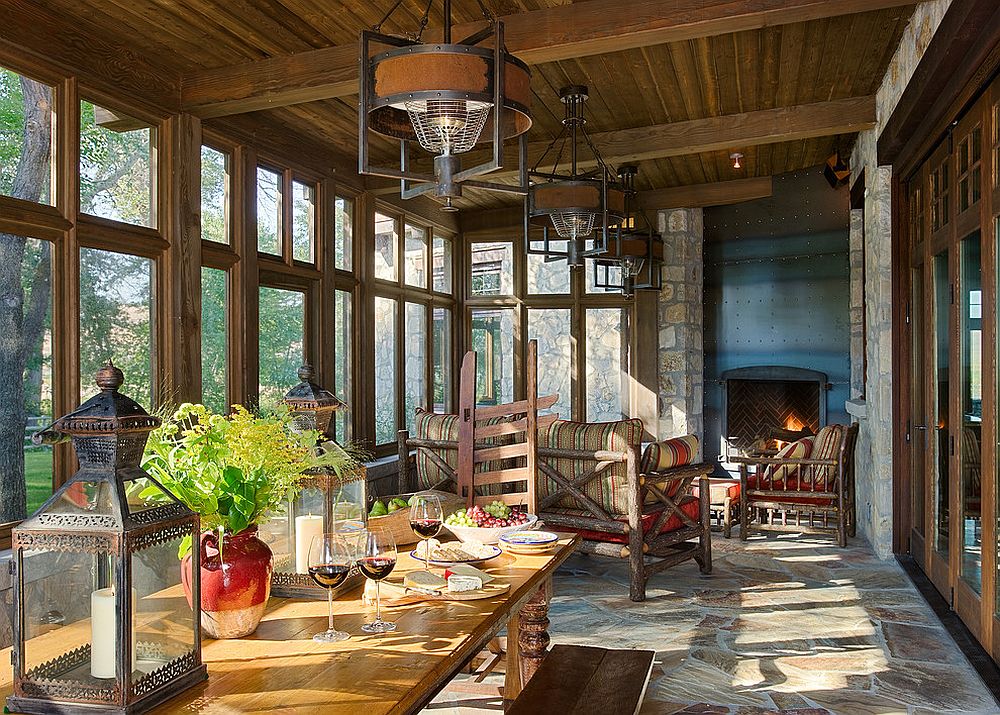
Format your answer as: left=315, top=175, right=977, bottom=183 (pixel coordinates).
left=182, top=526, right=273, bottom=639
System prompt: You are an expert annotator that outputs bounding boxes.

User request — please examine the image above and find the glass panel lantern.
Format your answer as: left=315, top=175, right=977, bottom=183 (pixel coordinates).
left=262, top=365, right=368, bottom=598
left=7, top=364, right=207, bottom=715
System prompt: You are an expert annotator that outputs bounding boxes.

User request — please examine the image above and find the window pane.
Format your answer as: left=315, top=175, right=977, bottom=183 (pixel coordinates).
left=433, top=308, right=452, bottom=412
left=471, top=242, right=514, bottom=296
left=586, top=308, right=626, bottom=422
left=960, top=230, right=982, bottom=594
left=292, top=180, right=315, bottom=263
left=200, top=145, right=229, bottom=244
left=528, top=242, right=570, bottom=294
left=471, top=308, right=514, bottom=405
left=404, top=302, right=427, bottom=431
left=334, top=289, right=352, bottom=440
left=374, top=212, right=398, bottom=281
left=0, top=66, right=53, bottom=205
left=587, top=258, right=620, bottom=293
left=201, top=267, right=227, bottom=413
left=433, top=234, right=452, bottom=293
left=80, top=248, right=153, bottom=405
left=256, top=167, right=281, bottom=255
left=374, top=296, right=397, bottom=444
left=404, top=223, right=428, bottom=288
left=528, top=309, right=572, bottom=418
left=0, top=236, right=52, bottom=524
left=80, top=101, right=154, bottom=227
left=335, top=196, right=353, bottom=271
left=258, top=286, right=304, bottom=412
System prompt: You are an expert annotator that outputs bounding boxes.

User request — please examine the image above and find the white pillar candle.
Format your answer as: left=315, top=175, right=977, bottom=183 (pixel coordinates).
left=295, top=514, right=324, bottom=574
left=90, top=587, right=136, bottom=679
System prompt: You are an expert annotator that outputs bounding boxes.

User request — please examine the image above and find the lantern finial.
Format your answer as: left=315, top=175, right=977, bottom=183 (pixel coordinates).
left=297, top=364, right=316, bottom=382
left=95, top=360, right=124, bottom=392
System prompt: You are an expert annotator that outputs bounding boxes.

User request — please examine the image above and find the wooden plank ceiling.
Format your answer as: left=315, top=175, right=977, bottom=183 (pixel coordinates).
left=25, top=0, right=916, bottom=212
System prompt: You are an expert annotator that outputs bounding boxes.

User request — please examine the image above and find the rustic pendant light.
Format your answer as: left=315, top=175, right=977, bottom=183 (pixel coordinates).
left=592, top=166, right=664, bottom=297
left=525, top=85, right=625, bottom=268
left=359, top=0, right=532, bottom=210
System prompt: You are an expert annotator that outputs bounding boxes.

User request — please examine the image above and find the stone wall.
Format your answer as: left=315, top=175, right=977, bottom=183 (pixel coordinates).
left=849, top=0, right=953, bottom=558
left=656, top=208, right=704, bottom=455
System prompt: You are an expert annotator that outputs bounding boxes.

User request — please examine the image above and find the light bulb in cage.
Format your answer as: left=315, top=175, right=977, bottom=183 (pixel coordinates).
left=622, top=255, right=645, bottom=277
left=404, top=98, right=493, bottom=155
left=550, top=211, right=596, bottom=240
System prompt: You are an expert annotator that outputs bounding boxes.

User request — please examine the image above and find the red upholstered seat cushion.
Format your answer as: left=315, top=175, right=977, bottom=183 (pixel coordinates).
left=740, top=476, right=837, bottom=506
left=546, top=498, right=702, bottom=545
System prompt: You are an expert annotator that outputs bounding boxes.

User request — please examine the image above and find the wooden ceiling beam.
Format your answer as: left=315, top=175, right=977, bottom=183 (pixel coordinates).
left=180, top=0, right=920, bottom=118
left=457, top=176, right=773, bottom=235
left=638, top=176, right=773, bottom=209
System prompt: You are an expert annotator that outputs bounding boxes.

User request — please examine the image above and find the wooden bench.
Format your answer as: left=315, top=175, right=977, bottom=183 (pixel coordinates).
left=508, top=644, right=655, bottom=715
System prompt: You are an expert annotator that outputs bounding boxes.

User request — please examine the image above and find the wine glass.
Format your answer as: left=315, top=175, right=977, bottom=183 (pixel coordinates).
left=409, top=494, right=442, bottom=570
left=308, top=532, right=357, bottom=643
left=359, top=528, right=398, bottom=634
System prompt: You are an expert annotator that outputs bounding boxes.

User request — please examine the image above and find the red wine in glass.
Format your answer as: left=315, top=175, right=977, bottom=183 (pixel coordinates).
left=308, top=563, right=351, bottom=590
left=358, top=556, right=396, bottom=581
left=409, top=519, right=442, bottom=539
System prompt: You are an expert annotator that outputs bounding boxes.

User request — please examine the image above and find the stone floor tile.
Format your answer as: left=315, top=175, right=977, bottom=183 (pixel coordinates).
left=426, top=533, right=998, bottom=715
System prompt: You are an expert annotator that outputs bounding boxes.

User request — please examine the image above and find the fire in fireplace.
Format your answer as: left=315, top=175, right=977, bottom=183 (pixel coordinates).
left=720, top=366, right=828, bottom=456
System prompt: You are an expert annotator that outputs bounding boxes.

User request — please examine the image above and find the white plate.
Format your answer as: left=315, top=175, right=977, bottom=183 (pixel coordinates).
left=408, top=544, right=503, bottom=566
left=499, top=530, right=559, bottom=547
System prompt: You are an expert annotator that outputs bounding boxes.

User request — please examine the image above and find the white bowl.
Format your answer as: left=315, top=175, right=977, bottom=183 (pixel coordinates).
left=444, top=514, right=539, bottom=545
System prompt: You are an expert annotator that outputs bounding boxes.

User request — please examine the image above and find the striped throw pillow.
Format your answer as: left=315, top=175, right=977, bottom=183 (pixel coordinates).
left=538, top=418, right=644, bottom=515
left=764, top=437, right=813, bottom=482
left=641, top=435, right=700, bottom=472
left=801, top=424, right=845, bottom=486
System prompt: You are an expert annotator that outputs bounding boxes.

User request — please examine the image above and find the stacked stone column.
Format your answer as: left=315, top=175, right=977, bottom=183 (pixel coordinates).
left=656, top=208, right=704, bottom=456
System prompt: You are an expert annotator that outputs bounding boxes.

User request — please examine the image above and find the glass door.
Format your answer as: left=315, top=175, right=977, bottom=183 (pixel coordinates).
left=929, top=248, right=953, bottom=594
left=910, top=264, right=927, bottom=565
left=959, top=231, right=983, bottom=594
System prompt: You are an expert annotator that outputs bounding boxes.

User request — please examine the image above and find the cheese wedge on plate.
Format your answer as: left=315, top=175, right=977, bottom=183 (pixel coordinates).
left=447, top=575, right=482, bottom=592
left=443, top=563, right=493, bottom=584
left=403, top=570, right=446, bottom=592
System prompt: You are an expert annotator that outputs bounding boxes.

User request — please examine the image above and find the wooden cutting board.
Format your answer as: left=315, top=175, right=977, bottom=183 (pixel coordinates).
left=363, top=577, right=510, bottom=606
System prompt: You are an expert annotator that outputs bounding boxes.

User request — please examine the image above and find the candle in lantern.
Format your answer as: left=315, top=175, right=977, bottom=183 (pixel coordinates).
left=90, top=587, right=136, bottom=678
left=295, top=514, right=324, bottom=573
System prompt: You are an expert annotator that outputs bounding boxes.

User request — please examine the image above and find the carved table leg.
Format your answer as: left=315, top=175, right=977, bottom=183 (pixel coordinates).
left=517, top=585, right=551, bottom=686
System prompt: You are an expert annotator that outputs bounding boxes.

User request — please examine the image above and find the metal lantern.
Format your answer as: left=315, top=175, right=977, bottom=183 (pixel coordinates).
left=526, top=85, right=626, bottom=268
left=592, top=166, right=664, bottom=296
left=262, top=365, right=368, bottom=599
left=8, top=363, right=206, bottom=715
left=359, top=0, right=533, bottom=210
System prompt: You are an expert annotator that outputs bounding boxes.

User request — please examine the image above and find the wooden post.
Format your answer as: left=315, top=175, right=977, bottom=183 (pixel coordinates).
left=516, top=583, right=551, bottom=686
left=525, top=339, right=538, bottom=514
left=456, top=351, right=476, bottom=505
left=397, top=429, right=410, bottom=494
left=739, top=463, right=750, bottom=541
left=626, top=446, right=645, bottom=601
left=698, top=473, right=713, bottom=573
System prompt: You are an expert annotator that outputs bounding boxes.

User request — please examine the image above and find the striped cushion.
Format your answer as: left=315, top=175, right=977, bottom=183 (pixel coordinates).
left=802, top=424, right=845, bottom=486
left=412, top=409, right=515, bottom=493
left=765, top=436, right=813, bottom=482
left=538, top=418, right=644, bottom=515
left=413, top=409, right=459, bottom=490
left=641, top=434, right=699, bottom=472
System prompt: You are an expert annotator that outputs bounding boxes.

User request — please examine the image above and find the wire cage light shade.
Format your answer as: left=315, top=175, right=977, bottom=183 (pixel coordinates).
left=404, top=98, right=492, bottom=155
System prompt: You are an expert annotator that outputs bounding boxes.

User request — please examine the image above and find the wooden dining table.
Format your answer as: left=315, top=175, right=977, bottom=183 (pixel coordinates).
left=2, top=534, right=579, bottom=714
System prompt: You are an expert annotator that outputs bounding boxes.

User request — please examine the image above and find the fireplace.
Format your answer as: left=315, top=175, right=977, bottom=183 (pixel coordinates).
left=720, top=366, right=828, bottom=456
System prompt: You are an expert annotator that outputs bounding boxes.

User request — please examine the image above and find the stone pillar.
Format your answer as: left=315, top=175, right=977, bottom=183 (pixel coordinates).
left=656, top=208, right=704, bottom=454
left=849, top=208, right=866, bottom=399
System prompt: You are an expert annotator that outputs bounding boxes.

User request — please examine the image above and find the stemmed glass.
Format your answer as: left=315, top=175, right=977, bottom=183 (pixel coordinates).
left=408, top=494, right=442, bottom=570
left=359, top=528, right=398, bottom=634
left=307, top=532, right=357, bottom=642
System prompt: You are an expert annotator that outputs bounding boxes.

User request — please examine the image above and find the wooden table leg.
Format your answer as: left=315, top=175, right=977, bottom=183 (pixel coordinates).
left=504, top=579, right=552, bottom=702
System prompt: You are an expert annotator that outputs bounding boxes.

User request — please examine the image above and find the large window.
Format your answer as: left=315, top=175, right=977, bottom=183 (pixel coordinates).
left=201, top=266, right=228, bottom=413
left=585, top=307, right=626, bottom=422
left=258, top=286, right=305, bottom=412
left=291, top=180, right=315, bottom=263
left=334, top=288, right=352, bottom=440
left=256, top=166, right=281, bottom=255
left=79, top=248, right=154, bottom=404
left=472, top=308, right=515, bottom=406
left=201, top=145, right=230, bottom=244
left=372, top=207, right=456, bottom=448
left=335, top=196, right=353, bottom=271
left=80, top=100, right=154, bottom=227
left=0, top=66, right=53, bottom=205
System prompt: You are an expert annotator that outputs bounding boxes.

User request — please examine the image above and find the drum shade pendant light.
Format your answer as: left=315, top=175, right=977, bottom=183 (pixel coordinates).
left=592, top=166, right=664, bottom=297
left=359, top=0, right=533, bottom=211
left=526, top=85, right=625, bottom=268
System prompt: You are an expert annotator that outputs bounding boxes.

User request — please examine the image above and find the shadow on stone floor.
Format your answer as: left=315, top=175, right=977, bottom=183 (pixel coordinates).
left=427, top=532, right=1000, bottom=715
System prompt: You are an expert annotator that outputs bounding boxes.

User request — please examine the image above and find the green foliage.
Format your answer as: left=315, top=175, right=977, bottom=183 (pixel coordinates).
left=79, top=101, right=152, bottom=226
left=257, top=287, right=305, bottom=412
left=142, top=403, right=356, bottom=555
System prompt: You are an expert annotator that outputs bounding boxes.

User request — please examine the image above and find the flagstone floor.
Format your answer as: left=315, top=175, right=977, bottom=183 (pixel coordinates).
left=427, top=533, right=1000, bottom=715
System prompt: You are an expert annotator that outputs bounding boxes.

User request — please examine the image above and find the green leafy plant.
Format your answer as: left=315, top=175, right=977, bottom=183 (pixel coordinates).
left=141, top=402, right=359, bottom=557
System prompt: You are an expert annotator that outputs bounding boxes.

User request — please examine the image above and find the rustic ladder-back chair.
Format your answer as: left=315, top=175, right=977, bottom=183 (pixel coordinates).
left=456, top=339, right=559, bottom=512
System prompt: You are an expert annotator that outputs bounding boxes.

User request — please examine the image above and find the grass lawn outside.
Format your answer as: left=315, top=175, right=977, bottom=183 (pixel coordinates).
left=24, top=448, right=53, bottom=515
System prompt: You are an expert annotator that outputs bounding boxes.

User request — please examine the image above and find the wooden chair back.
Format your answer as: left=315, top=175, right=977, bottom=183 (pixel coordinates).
left=456, top=339, right=558, bottom=513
